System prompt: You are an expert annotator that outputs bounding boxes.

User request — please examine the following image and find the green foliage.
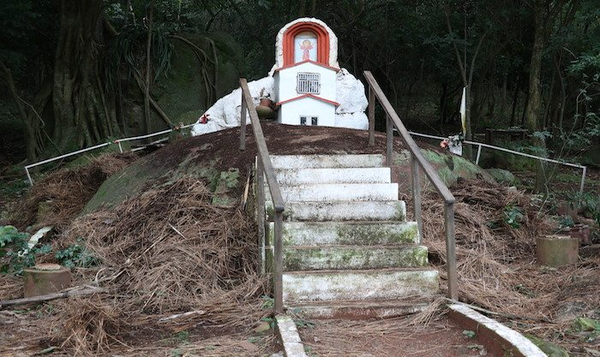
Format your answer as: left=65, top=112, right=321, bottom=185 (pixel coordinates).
left=54, top=239, right=98, bottom=268
left=260, top=316, right=275, bottom=329
left=260, top=295, right=274, bottom=309
left=294, top=318, right=315, bottom=329
left=526, top=335, right=570, bottom=357
left=0, top=226, right=50, bottom=274
left=558, top=215, right=575, bottom=228
left=463, top=330, right=476, bottom=338
left=106, top=23, right=174, bottom=89
left=175, top=330, right=190, bottom=343
left=503, top=205, right=524, bottom=229
left=573, top=317, right=600, bottom=332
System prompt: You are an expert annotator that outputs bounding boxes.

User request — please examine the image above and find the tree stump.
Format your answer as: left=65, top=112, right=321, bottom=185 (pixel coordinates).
left=536, top=235, right=579, bottom=267
left=23, top=263, right=71, bottom=297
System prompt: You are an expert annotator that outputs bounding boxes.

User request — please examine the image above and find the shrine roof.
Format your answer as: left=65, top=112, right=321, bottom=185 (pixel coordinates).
left=276, top=94, right=340, bottom=107
left=274, top=60, right=340, bottom=73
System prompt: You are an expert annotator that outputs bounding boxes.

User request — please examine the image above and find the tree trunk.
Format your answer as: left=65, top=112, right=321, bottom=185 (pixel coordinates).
left=144, top=1, right=154, bottom=134
left=509, top=75, right=521, bottom=127
left=52, top=0, right=119, bottom=151
left=525, top=0, right=552, bottom=192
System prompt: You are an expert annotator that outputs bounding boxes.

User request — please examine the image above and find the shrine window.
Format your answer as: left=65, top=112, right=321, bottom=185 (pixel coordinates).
left=300, top=116, right=318, bottom=126
left=296, top=72, right=320, bottom=94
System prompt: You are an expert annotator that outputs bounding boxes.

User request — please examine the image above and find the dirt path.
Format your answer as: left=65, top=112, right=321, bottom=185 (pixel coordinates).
left=298, top=316, right=498, bottom=357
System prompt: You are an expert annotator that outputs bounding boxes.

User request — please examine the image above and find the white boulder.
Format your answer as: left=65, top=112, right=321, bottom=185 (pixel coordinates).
left=192, top=77, right=274, bottom=136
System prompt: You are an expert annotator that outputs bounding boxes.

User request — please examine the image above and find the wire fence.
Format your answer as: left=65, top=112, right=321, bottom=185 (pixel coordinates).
left=24, top=123, right=195, bottom=186
left=408, top=131, right=587, bottom=195
left=23, top=124, right=588, bottom=195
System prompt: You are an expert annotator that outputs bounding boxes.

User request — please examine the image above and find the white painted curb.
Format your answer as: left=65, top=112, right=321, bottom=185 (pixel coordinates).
left=275, top=314, right=308, bottom=357
left=448, top=304, right=547, bottom=357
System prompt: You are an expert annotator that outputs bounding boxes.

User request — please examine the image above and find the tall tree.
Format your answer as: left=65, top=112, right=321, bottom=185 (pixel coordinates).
left=525, top=0, right=576, bottom=191
left=53, top=0, right=120, bottom=150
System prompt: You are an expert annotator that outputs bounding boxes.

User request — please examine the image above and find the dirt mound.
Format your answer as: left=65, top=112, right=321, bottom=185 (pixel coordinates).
left=14, top=153, right=137, bottom=230
left=50, top=177, right=268, bottom=354
left=85, top=122, right=489, bottom=213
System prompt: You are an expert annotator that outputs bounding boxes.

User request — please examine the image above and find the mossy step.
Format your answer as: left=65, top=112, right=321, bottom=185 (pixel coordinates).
left=272, top=167, right=391, bottom=185
left=282, top=268, right=439, bottom=303
left=270, top=154, right=385, bottom=169
left=268, top=221, right=419, bottom=246
left=281, top=245, right=429, bottom=271
left=266, top=183, right=398, bottom=202
left=266, top=200, right=406, bottom=222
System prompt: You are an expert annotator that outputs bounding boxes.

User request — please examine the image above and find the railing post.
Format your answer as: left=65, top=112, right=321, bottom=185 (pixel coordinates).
left=386, top=114, right=393, bottom=166
left=368, top=85, right=375, bottom=146
left=257, top=158, right=266, bottom=275
left=411, top=154, right=423, bottom=244
left=445, top=203, right=458, bottom=300
left=274, top=209, right=284, bottom=314
left=580, top=166, right=586, bottom=196
left=475, top=144, right=482, bottom=165
left=240, top=92, right=247, bottom=151
left=25, top=167, right=34, bottom=186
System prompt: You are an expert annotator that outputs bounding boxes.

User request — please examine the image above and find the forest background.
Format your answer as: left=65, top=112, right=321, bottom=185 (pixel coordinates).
left=0, top=0, right=598, bottom=189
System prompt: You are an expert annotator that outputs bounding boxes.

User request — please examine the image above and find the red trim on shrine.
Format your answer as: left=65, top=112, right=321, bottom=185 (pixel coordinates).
left=276, top=94, right=340, bottom=107
left=282, top=22, right=330, bottom=66
left=274, top=60, right=340, bottom=73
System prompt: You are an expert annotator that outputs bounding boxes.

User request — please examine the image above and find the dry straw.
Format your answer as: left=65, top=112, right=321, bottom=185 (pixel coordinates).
left=50, top=177, right=269, bottom=354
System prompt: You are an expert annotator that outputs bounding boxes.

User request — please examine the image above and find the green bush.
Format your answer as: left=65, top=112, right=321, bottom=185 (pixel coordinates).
left=0, top=225, right=51, bottom=274
left=54, top=238, right=98, bottom=268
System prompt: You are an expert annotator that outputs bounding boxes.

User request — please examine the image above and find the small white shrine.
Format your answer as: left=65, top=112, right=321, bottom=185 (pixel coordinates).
left=272, top=18, right=340, bottom=127
left=191, top=18, right=368, bottom=136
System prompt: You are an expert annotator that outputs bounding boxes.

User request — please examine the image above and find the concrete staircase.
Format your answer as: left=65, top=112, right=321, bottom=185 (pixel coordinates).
left=264, top=154, right=439, bottom=319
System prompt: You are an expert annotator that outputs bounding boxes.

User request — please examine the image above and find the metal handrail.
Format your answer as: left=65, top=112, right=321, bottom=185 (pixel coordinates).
left=238, top=78, right=286, bottom=313
left=364, top=71, right=458, bottom=300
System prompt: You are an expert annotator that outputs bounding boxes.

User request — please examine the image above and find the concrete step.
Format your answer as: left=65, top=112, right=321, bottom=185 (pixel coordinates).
left=282, top=268, right=439, bottom=303
left=289, top=299, right=433, bottom=319
left=267, top=183, right=398, bottom=202
left=267, top=200, right=406, bottom=222
left=282, top=245, right=429, bottom=271
left=270, top=154, right=385, bottom=169
left=273, top=167, right=391, bottom=185
left=268, top=221, right=419, bottom=246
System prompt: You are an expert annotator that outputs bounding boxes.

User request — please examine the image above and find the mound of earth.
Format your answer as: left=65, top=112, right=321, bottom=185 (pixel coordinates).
left=85, top=122, right=492, bottom=212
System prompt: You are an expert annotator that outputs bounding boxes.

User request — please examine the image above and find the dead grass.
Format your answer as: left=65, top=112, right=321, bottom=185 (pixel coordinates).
left=420, top=178, right=600, bottom=352
left=48, top=177, right=269, bottom=355
left=14, top=153, right=137, bottom=230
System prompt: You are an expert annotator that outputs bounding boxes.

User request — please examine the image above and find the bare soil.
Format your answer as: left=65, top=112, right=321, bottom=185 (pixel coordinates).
left=299, top=316, right=499, bottom=357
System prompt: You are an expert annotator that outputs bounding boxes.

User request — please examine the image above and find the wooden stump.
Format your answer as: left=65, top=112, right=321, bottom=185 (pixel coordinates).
left=23, top=263, right=71, bottom=297
left=536, top=235, right=579, bottom=267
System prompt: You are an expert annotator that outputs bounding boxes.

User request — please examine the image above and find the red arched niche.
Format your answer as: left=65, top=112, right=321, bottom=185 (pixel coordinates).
left=283, top=22, right=330, bottom=66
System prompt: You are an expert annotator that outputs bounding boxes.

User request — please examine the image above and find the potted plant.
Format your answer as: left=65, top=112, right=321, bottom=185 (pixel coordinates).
left=256, top=89, right=275, bottom=120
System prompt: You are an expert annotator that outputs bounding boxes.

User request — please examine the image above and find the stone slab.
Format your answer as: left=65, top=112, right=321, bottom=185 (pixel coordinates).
left=282, top=268, right=439, bottom=303
left=268, top=221, right=419, bottom=246
left=274, top=167, right=391, bottom=185
left=267, top=183, right=398, bottom=202
left=270, top=154, right=384, bottom=169
left=283, top=245, right=428, bottom=270
left=267, top=200, right=406, bottom=222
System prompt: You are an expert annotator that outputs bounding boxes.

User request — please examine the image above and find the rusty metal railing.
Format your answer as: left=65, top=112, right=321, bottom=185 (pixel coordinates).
left=238, top=78, right=286, bottom=313
left=364, top=71, right=458, bottom=300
